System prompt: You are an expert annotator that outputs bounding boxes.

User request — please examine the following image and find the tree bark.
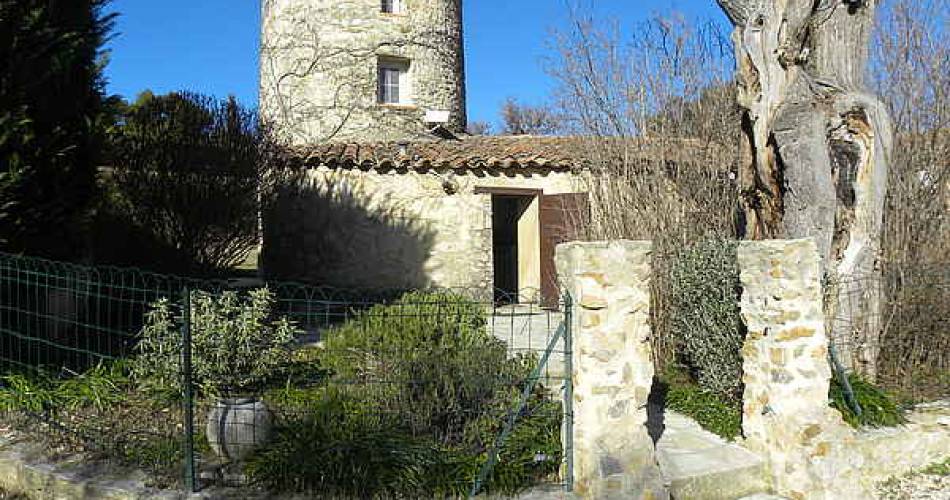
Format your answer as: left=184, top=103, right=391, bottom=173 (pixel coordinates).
left=717, top=0, right=893, bottom=377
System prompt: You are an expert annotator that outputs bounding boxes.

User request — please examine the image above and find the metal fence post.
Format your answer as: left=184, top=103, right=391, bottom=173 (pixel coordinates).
left=829, top=342, right=863, bottom=417
left=181, top=286, right=198, bottom=492
left=563, top=291, right=574, bottom=493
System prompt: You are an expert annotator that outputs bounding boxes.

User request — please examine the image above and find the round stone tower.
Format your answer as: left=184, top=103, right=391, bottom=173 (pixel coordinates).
left=260, top=0, right=467, bottom=144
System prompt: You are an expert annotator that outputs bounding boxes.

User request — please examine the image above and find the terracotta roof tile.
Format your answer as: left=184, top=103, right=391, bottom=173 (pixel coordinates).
left=290, top=135, right=721, bottom=172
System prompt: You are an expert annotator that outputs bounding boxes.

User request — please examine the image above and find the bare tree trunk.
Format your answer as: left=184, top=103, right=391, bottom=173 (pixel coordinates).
left=717, top=0, right=894, bottom=377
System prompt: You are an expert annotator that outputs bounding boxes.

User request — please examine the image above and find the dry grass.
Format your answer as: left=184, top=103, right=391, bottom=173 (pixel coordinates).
left=877, top=457, right=950, bottom=499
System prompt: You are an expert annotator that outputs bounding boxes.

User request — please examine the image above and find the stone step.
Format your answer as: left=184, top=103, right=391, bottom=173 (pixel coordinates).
left=656, top=411, right=771, bottom=500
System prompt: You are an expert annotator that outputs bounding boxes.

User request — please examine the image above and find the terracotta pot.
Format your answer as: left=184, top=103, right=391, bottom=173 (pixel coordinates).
left=206, top=397, right=272, bottom=461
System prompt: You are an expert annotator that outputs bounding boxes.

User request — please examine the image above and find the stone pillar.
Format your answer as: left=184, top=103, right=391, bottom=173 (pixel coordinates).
left=738, top=239, right=865, bottom=499
left=556, top=241, right=666, bottom=499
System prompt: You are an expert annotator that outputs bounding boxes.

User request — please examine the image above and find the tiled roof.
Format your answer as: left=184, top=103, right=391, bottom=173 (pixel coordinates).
left=289, top=135, right=719, bottom=171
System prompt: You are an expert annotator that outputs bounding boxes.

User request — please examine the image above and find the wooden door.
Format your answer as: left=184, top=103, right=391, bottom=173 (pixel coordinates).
left=540, top=193, right=590, bottom=308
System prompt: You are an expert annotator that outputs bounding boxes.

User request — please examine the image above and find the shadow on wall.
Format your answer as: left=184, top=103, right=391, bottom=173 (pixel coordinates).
left=262, top=172, right=436, bottom=290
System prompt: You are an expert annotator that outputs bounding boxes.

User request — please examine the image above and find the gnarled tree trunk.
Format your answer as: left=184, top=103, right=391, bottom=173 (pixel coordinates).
left=717, top=0, right=893, bottom=378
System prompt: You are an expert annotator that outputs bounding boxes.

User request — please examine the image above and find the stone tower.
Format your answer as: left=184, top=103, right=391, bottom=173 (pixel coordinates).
left=260, top=0, right=467, bottom=144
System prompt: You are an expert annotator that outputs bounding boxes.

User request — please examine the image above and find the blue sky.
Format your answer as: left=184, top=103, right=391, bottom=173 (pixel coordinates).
left=104, top=1, right=728, bottom=127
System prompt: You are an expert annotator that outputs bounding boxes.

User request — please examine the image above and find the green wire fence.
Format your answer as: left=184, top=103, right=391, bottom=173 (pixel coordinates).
left=0, top=251, right=573, bottom=497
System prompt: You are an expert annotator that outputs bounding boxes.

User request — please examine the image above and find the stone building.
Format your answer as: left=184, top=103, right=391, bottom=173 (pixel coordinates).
left=263, top=137, right=592, bottom=304
left=260, top=0, right=597, bottom=303
left=260, top=0, right=467, bottom=143
left=259, top=1, right=718, bottom=303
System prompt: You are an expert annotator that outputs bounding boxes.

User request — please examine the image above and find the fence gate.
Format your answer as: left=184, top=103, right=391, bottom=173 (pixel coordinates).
left=471, top=292, right=574, bottom=497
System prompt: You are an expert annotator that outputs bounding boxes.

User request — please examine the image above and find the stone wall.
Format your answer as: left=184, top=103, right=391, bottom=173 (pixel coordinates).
left=263, top=167, right=583, bottom=294
left=555, top=241, right=667, bottom=499
left=737, top=238, right=950, bottom=499
left=261, top=0, right=466, bottom=144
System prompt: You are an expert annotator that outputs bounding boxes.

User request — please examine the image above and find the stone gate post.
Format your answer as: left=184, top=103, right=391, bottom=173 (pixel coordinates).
left=737, top=239, right=865, bottom=499
left=555, top=241, right=666, bottom=499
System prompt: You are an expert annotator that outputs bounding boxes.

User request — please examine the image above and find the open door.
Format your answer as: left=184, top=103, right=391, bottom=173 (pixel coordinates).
left=487, top=191, right=542, bottom=304
left=540, top=193, right=590, bottom=308
left=492, top=195, right=524, bottom=303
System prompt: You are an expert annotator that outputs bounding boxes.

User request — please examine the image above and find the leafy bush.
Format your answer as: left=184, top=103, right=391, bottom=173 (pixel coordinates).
left=660, top=367, right=742, bottom=440
left=103, top=92, right=265, bottom=275
left=247, top=390, right=440, bottom=497
left=830, top=373, right=907, bottom=428
left=668, top=239, right=744, bottom=401
left=319, top=291, right=533, bottom=442
left=133, top=288, right=299, bottom=398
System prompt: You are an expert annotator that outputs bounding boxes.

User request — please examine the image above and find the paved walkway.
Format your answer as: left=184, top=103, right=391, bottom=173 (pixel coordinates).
left=654, top=410, right=770, bottom=499
left=486, top=304, right=567, bottom=380
left=511, top=407, right=774, bottom=499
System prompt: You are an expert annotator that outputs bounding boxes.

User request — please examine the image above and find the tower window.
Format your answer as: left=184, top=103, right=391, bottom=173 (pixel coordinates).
left=378, top=58, right=411, bottom=105
left=381, top=0, right=402, bottom=14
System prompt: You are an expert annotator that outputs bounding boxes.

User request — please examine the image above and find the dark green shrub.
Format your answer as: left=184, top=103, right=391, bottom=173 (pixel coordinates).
left=252, top=387, right=562, bottom=498
left=830, top=373, right=907, bottom=428
left=247, top=390, right=439, bottom=497
left=320, top=291, right=534, bottom=442
left=276, top=344, right=331, bottom=388
left=668, top=239, right=744, bottom=402
left=0, top=0, right=115, bottom=259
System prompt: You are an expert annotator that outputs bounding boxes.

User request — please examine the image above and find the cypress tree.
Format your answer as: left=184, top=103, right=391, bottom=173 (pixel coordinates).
left=0, top=0, right=116, bottom=258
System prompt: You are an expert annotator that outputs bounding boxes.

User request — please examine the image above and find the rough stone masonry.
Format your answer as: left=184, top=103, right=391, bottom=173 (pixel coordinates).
left=556, top=240, right=667, bottom=500
left=737, top=239, right=950, bottom=499
left=260, top=0, right=467, bottom=143
left=738, top=238, right=865, bottom=499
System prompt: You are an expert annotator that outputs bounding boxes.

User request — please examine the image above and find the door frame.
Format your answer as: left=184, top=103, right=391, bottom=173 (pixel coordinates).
left=477, top=187, right=543, bottom=303
left=473, top=187, right=543, bottom=197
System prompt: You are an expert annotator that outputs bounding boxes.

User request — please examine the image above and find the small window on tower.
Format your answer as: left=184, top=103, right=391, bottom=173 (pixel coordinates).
left=378, top=58, right=411, bottom=105
left=381, top=0, right=402, bottom=14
